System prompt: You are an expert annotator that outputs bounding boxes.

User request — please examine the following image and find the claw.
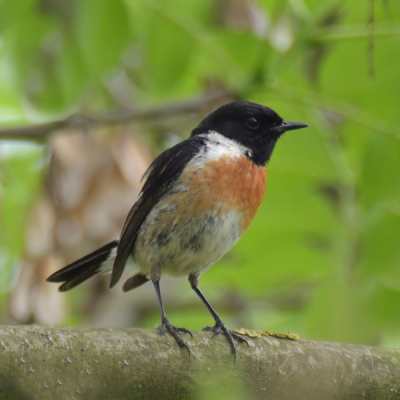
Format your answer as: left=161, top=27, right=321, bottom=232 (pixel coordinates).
left=202, top=326, right=214, bottom=332
left=158, top=317, right=192, bottom=355
left=202, top=320, right=249, bottom=360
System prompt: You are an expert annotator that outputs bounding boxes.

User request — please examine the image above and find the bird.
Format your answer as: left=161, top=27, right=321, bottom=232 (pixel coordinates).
left=47, top=101, right=308, bottom=358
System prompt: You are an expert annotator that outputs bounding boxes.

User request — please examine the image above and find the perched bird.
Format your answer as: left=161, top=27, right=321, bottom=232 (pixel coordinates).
left=47, top=101, right=308, bottom=357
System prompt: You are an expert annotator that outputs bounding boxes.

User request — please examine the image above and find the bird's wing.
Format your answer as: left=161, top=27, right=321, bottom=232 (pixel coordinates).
left=109, top=136, right=206, bottom=288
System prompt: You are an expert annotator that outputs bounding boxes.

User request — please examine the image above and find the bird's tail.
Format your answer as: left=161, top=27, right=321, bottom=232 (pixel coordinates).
left=46, top=240, right=119, bottom=292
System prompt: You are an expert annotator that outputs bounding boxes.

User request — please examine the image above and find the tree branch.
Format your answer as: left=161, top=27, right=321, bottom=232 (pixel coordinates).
left=0, top=89, right=231, bottom=140
left=0, top=325, right=398, bottom=399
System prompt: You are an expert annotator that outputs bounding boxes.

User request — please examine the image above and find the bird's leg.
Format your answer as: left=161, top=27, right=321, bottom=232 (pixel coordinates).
left=189, top=274, right=248, bottom=360
left=152, top=278, right=192, bottom=354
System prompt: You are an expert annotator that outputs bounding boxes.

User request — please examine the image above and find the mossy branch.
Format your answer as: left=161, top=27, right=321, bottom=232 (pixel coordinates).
left=0, top=326, right=399, bottom=400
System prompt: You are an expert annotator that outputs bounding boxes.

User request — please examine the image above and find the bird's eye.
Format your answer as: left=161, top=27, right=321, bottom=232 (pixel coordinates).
left=245, top=117, right=259, bottom=129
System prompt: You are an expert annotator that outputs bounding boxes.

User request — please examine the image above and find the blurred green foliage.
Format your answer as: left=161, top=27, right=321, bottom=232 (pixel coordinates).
left=0, top=0, right=399, bottom=348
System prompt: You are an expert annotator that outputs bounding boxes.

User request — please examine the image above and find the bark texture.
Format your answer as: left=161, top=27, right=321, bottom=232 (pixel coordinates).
left=0, top=325, right=399, bottom=400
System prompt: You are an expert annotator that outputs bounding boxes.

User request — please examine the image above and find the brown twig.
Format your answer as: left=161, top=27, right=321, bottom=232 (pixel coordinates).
left=0, top=89, right=232, bottom=140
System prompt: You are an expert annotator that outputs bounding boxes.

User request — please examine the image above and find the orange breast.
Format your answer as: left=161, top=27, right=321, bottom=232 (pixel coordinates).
left=181, top=155, right=267, bottom=232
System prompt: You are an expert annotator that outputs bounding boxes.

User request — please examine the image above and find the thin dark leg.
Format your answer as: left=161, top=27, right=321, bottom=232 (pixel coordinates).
left=189, top=275, right=248, bottom=360
left=152, top=279, right=192, bottom=354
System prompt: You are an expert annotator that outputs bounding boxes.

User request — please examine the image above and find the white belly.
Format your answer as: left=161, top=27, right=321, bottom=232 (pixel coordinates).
left=133, top=209, right=243, bottom=277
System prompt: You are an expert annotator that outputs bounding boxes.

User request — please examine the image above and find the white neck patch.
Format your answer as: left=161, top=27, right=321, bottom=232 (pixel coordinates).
left=198, top=131, right=251, bottom=161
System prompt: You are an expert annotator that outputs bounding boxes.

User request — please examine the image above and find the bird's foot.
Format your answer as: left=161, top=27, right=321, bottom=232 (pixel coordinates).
left=158, top=317, right=192, bottom=355
left=203, top=319, right=249, bottom=360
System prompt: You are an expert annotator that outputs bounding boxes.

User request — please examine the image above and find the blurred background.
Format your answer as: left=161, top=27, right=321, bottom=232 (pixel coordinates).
left=0, top=0, right=399, bottom=348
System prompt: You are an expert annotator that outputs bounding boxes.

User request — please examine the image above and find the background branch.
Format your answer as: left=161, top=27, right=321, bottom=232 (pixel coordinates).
left=0, top=325, right=398, bottom=400
left=0, top=89, right=231, bottom=140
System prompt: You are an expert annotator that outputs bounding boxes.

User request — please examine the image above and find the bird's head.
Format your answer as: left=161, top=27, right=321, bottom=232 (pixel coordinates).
left=191, top=101, right=308, bottom=165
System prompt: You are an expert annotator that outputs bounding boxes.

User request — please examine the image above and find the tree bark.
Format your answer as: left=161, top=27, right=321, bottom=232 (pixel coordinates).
left=0, top=326, right=398, bottom=400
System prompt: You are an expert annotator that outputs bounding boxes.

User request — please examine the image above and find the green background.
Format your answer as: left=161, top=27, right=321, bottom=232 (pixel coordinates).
left=0, top=0, right=399, bottom=348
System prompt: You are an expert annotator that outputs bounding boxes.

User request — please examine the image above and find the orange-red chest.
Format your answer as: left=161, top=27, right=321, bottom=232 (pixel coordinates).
left=181, top=155, right=267, bottom=232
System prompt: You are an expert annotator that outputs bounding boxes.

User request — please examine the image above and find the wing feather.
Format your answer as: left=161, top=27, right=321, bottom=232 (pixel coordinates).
left=109, top=136, right=205, bottom=287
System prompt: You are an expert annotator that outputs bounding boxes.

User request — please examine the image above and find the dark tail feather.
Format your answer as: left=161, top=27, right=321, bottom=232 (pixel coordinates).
left=122, top=273, right=149, bottom=292
left=46, top=240, right=119, bottom=292
left=58, top=265, right=102, bottom=292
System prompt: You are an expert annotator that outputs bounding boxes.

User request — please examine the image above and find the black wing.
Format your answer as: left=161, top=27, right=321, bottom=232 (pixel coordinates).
left=109, top=136, right=206, bottom=288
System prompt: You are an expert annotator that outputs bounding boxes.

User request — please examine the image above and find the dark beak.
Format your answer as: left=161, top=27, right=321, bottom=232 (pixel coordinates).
left=271, top=120, right=309, bottom=134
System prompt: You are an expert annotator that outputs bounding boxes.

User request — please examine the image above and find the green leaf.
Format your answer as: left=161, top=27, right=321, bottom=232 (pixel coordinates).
left=304, top=278, right=375, bottom=343
left=0, top=143, right=46, bottom=292
left=359, top=210, right=400, bottom=280
left=359, top=135, right=400, bottom=209
left=75, top=0, right=131, bottom=78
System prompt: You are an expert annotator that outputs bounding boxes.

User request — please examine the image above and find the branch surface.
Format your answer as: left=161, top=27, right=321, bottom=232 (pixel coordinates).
left=0, top=326, right=398, bottom=400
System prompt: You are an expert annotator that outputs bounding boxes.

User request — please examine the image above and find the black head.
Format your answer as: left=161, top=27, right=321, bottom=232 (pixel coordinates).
left=191, top=101, right=308, bottom=165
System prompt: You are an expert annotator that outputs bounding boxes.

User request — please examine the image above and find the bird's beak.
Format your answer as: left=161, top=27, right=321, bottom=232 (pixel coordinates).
left=282, top=120, right=309, bottom=131
left=270, top=120, right=309, bottom=134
